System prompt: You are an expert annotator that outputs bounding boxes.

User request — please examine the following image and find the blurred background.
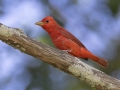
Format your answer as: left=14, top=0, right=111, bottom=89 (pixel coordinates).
left=0, top=0, right=120, bottom=90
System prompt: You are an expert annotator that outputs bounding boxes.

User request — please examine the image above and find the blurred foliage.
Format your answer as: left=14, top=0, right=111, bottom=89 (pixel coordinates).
left=27, top=63, right=52, bottom=90
left=108, top=0, right=120, bottom=15
left=38, top=34, right=54, bottom=47
left=0, top=0, right=4, bottom=15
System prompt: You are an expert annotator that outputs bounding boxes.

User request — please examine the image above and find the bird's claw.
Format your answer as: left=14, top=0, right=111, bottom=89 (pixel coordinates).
left=62, top=50, right=72, bottom=53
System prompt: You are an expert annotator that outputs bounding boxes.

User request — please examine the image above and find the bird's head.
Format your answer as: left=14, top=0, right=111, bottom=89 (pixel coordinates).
left=35, top=16, right=58, bottom=33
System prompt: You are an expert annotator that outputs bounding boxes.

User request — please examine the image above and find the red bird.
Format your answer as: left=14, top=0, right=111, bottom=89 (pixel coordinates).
left=35, top=16, right=108, bottom=68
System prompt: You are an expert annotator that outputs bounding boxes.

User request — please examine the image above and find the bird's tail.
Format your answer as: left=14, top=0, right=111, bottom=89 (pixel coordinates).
left=90, top=55, right=108, bottom=68
left=82, top=49, right=108, bottom=68
left=88, top=53, right=108, bottom=68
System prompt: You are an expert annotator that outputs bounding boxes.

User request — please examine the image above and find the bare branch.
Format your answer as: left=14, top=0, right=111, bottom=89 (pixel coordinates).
left=0, top=23, right=120, bottom=90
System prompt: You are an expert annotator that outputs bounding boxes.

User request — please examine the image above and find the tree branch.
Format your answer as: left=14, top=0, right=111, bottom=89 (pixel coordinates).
left=0, top=23, right=120, bottom=90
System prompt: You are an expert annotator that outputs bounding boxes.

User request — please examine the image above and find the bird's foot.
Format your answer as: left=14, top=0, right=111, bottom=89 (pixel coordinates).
left=62, top=50, right=72, bottom=53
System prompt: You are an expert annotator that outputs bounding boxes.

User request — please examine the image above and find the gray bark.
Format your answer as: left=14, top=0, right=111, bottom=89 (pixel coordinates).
left=0, top=23, right=120, bottom=90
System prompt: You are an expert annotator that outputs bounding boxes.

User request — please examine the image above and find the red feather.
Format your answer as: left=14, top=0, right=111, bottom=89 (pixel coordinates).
left=35, top=16, right=108, bottom=68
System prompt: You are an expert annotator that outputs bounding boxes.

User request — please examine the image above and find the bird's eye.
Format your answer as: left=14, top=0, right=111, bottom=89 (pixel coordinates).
left=46, top=20, right=49, bottom=23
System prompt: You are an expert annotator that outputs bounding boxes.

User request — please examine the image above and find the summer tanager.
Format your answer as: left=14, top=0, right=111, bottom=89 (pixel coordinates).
left=35, top=16, right=108, bottom=68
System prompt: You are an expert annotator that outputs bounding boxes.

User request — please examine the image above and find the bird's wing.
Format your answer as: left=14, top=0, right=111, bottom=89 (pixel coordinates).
left=60, top=29, right=87, bottom=49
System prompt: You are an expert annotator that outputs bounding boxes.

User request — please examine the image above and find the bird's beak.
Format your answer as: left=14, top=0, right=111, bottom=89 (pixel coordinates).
left=35, top=21, right=45, bottom=26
